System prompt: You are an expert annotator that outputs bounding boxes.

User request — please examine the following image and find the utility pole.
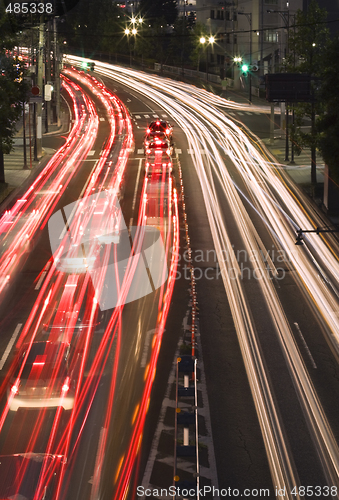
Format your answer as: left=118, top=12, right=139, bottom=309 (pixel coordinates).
left=45, top=20, right=51, bottom=133
left=53, top=17, right=61, bottom=127
left=238, top=11, right=252, bottom=102
left=36, top=17, right=44, bottom=158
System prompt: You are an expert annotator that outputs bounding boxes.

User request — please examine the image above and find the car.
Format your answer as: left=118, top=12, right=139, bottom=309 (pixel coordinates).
left=144, top=134, right=173, bottom=156
left=8, top=341, right=80, bottom=411
left=145, top=120, right=173, bottom=139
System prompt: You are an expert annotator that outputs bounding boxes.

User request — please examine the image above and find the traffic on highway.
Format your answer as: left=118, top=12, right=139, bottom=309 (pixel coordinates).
left=0, top=49, right=339, bottom=500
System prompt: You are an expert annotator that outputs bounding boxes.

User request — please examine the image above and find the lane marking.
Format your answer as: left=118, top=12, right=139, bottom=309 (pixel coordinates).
left=35, top=260, right=52, bottom=290
left=140, top=329, right=156, bottom=368
left=135, top=115, right=141, bottom=119
left=294, top=322, right=317, bottom=368
left=245, top=111, right=252, bottom=115
left=175, top=148, right=182, bottom=154
left=88, top=150, right=95, bottom=156
left=152, top=114, right=159, bottom=118
left=144, top=114, right=150, bottom=118
left=161, top=114, right=167, bottom=118
left=237, top=111, right=244, bottom=115
left=137, top=149, right=144, bottom=155
left=99, top=117, right=105, bottom=121
left=132, top=158, right=143, bottom=212
left=35, top=271, right=47, bottom=290
left=0, top=324, right=22, bottom=370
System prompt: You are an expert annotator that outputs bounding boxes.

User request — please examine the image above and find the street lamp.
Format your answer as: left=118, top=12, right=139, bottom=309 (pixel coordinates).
left=199, top=35, right=215, bottom=81
left=237, top=11, right=252, bottom=102
left=197, top=37, right=206, bottom=72
left=267, top=9, right=291, bottom=160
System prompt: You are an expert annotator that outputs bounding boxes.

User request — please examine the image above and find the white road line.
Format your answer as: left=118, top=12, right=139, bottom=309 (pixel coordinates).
left=89, top=427, right=107, bottom=500
left=0, top=324, right=22, bottom=370
left=144, top=114, right=150, bottom=118
left=35, top=271, right=47, bottom=290
left=294, top=322, right=317, bottom=368
left=99, top=117, right=105, bottom=121
left=237, top=111, right=244, bottom=115
left=175, top=148, right=182, bottom=154
left=135, top=115, right=141, bottom=119
left=140, top=329, right=156, bottom=368
left=229, top=111, right=236, bottom=115
left=152, top=114, right=159, bottom=118
left=137, top=149, right=144, bottom=155
left=88, top=150, right=95, bottom=156
left=245, top=111, right=252, bottom=115
left=141, top=342, right=179, bottom=489
left=161, top=114, right=167, bottom=118
left=132, top=158, right=143, bottom=212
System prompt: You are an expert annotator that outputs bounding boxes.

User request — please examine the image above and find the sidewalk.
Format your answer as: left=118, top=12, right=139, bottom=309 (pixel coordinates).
left=0, top=108, right=69, bottom=206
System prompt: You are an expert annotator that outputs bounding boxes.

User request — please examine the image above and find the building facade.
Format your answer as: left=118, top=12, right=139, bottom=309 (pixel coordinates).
left=196, top=0, right=303, bottom=79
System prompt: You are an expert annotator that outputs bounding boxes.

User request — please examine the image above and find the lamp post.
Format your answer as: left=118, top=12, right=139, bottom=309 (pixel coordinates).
left=237, top=11, right=252, bottom=103
left=197, top=36, right=205, bottom=73
left=267, top=9, right=291, bottom=160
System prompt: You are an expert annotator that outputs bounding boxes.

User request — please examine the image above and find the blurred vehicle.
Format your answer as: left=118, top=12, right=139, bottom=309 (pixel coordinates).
left=144, top=133, right=173, bottom=156
left=0, top=453, right=64, bottom=500
left=145, top=151, right=172, bottom=176
left=8, top=341, right=80, bottom=411
left=145, top=120, right=173, bottom=139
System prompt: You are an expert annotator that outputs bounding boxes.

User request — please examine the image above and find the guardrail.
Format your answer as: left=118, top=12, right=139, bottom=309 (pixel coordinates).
left=154, top=63, right=222, bottom=85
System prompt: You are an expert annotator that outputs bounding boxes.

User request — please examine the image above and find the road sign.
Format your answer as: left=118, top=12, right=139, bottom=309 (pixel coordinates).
left=265, top=73, right=313, bottom=102
left=31, top=86, right=40, bottom=96
left=30, top=96, right=43, bottom=103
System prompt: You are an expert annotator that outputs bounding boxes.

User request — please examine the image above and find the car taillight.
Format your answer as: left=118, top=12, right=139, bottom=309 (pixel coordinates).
left=146, top=128, right=150, bottom=134
left=166, top=149, right=171, bottom=155
left=62, top=377, right=70, bottom=393
left=146, top=149, right=151, bottom=154
left=11, top=384, right=19, bottom=395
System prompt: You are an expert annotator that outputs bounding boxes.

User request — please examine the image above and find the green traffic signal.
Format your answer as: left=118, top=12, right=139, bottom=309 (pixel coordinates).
left=241, top=64, right=249, bottom=73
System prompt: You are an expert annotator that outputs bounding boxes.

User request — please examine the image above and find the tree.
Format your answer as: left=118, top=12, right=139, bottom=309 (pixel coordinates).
left=316, top=35, right=339, bottom=185
left=0, top=3, right=29, bottom=183
left=286, top=0, right=330, bottom=185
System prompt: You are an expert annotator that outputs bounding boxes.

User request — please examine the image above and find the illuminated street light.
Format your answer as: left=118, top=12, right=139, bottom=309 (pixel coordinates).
left=200, top=36, right=206, bottom=44
left=124, top=28, right=130, bottom=35
left=131, top=17, right=136, bottom=24
left=208, top=36, right=215, bottom=44
left=132, top=28, right=137, bottom=35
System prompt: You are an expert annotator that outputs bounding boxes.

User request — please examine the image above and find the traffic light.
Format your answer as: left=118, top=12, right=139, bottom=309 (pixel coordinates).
left=241, top=64, right=249, bottom=74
